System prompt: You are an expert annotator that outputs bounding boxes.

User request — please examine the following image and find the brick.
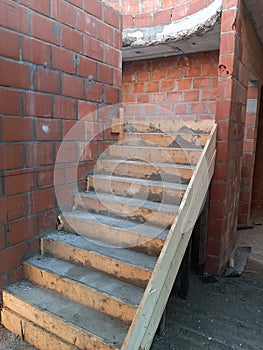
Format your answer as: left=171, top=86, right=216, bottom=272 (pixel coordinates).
left=1, top=116, right=34, bottom=142
left=38, top=166, right=54, bottom=189
left=34, top=67, right=60, bottom=94
left=133, top=83, right=144, bottom=93
left=190, top=102, right=207, bottom=114
left=51, top=0, right=75, bottom=27
left=24, top=92, right=52, bottom=118
left=220, top=32, right=236, bottom=54
left=174, top=103, right=188, bottom=114
left=6, top=216, right=37, bottom=246
left=0, top=243, right=28, bottom=275
left=97, top=63, right=113, bottom=84
left=221, top=8, right=238, bottom=33
left=36, top=118, right=62, bottom=141
left=203, top=64, right=218, bottom=76
left=62, top=120, right=85, bottom=140
left=137, top=71, right=150, bottom=82
left=76, top=10, right=97, bottom=37
left=52, top=46, right=75, bottom=74
left=166, top=91, right=181, bottom=102
left=22, top=37, right=51, bottom=67
left=0, top=59, right=30, bottom=90
left=190, top=0, right=204, bottom=14
left=62, top=74, right=84, bottom=99
left=20, top=0, right=50, bottom=15
left=78, top=100, right=97, bottom=120
left=104, top=45, right=121, bottom=68
left=0, top=88, right=21, bottom=116
left=0, top=28, right=19, bottom=60
left=113, top=68, right=122, bottom=87
left=54, top=96, right=76, bottom=120
left=97, top=22, right=114, bottom=46
left=67, top=0, right=82, bottom=8
left=172, top=4, right=190, bottom=21
left=32, top=12, right=61, bottom=45
left=152, top=69, right=166, bottom=80
left=146, top=82, right=159, bottom=92
left=154, top=9, right=171, bottom=25
left=122, top=0, right=139, bottom=14
left=38, top=209, right=57, bottom=233
left=207, top=237, right=223, bottom=257
left=185, top=66, right=201, bottom=77
left=62, top=25, right=83, bottom=53
left=0, top=195, right=27, bottom=224
left=84, top=0, right=102, bottom=19
left=84, top=36, right=103, bottom=61
left=78, top=56, right=96, bottom=78
left=26, top=142, right=55, bottom=167
left=193, top=77, right=211, bottom=89
left=104, top=86, right=119, bottom=104
left=0, top=0, right=30, bottom=34
left=0, top=144, right=24, bottom=170
left=178, top=79, right=192, bottom=90
left=85, top=83, right=103, bottom=102
left=104, top=5, right=120, bottom=29
left=209, top=200, right=226, bottom=220
left=4, top=168, right=36, bottom=196
left=8, top=267, right=25, bottom=284
left=183, top=90, right=199, bottom=102
left=167, top=67, right=184, bottom=79
left=29, top=188, right=55, bottom=214
left=123, top=15, right=133, bottom=28
left=55, top=182, right=75, bottom=206
left=55, top=141, right=79, bottom=163
left=202, top=89, right=216, bottom=101
left=134, top=14, right=153, bottom=27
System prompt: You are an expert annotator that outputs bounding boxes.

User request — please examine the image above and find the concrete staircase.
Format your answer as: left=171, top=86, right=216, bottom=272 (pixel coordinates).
left=1, top=119, right=217, bottom=350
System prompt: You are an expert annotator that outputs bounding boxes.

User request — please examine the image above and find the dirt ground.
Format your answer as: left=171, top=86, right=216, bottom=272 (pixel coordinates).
left=0, top=223, right=263, bottom=350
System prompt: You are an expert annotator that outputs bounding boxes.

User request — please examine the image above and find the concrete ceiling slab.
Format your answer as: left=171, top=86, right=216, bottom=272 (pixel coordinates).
left=243, top=0, right=263, bottom=47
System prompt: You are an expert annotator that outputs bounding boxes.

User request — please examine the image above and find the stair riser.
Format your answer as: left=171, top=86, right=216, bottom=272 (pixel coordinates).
left=73, top=194, right=175, bottom=227
left=24, top=263, right=136, bottom=324
left=2, top=292, right=116, bottom=350
left=122, top=133, right=207, bottom=148
left=43, top=238, right=152, bottom=288
left=123, top=120, right=214, bottom=134
left=105, top=146, right=201, bottom=165
left=95, top=160, right=193, bottom=184
left=89, top=177, right=185, bottom=205
left=1, top=308, right=76, bottom=350
left=62, top=215, right=164, bottom=256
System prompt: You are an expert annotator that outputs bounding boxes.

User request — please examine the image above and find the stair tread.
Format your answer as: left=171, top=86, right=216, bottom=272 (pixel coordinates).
left=97, top=159, right=194, bottom=169
left=26, top=255, right=144, bottom=307
left=5, top=281, right=129, bottom=347
left=63, top=211, right=169, bottom=240
left=76, top=191, right=178, bottom=213
left=45, top=230, right=157, bottom=271
left=90, top=174, right=188, bottom=190
left=108, top=145, right=202, bottom=151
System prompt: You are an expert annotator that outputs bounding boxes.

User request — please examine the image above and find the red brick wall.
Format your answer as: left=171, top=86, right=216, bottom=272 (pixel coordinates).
left=104, top=0, right=214, bottom=28
left=0, top=0, right=122, bottom=290
left=239, top=86, right=260, bottom=225
left=123, top=51, right=218, bottom=121
left=207, top=0, right=263, bottom=274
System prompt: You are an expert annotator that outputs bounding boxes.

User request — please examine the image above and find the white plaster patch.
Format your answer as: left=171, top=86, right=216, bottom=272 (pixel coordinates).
left=42, top=124, right=50, bottom=134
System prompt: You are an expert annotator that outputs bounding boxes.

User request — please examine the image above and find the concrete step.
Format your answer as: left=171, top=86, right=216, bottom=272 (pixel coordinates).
left=24, top=255, right=144, bottom=324
left=88, top=174, right=187, bottom=205
left=72, top=191, right=177, bottom=227
left=42, top=230, right=157, bottom=288
left=123, top=119, right=214, bottom=134
left=104, top=144, right=202, bottom=165
left=95, top=159, right=194, bottom=184
left=61, top=211, right=168, bottom=256
left=122, top=132, right=208, bottom=148
left=2, top=280, right=129, bottom=349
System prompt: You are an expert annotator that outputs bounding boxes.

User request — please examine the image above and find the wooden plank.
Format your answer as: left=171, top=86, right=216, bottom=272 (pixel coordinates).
left=106, top=145, right=202, bottom=165
left=124, top=119, right=215, bottom=134
left=24, top=262, right=137, bottom=324
left=88, top=175, right=186, bottom=205
left=121, top=124, right=217, bottom=350
left=61, top=213, right=165, bottom=256
left=95, top=159, right=194, bottom=184
left=1, top=308, right=75, bottom=350
left=123, top=132, right=208, bottom=148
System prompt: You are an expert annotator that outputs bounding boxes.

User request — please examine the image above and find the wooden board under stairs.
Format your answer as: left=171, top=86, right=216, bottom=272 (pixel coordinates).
left=1, top=120, right=217, bottom=350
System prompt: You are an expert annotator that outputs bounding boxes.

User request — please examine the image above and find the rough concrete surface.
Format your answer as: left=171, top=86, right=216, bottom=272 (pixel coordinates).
left=1, top=223, right=263, bottom=350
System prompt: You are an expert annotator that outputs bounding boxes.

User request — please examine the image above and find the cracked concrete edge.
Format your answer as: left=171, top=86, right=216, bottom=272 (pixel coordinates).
left=123, top=0, right=223, bottom=48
